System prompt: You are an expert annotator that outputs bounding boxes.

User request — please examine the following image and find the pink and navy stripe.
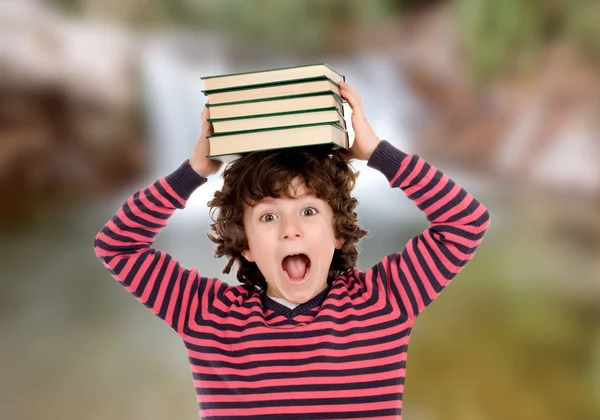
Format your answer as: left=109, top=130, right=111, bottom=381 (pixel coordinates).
left=94, top=140, right=490, bottom=419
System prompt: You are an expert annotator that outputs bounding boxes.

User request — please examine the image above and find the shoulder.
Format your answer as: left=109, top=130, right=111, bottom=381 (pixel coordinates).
left=334, top=263, right=389, bottom=292
left=212, top=277, right=259, bottom=305
left=189, top=273, right=256, bottom=306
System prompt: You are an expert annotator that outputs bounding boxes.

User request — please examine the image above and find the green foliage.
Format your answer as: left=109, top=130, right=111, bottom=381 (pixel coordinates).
left=49, top=0, right=600, bottom=80
left=49, top=0, right=402, bottom=51
left=456, top=0, right=600, bottom=83
left=194, top=0, right=400, bottom=52
left=404, top=244, right=599, bottom=420
left=564, top=0, right=600, bottom=58
left=50, top=0, right=81, bottom=14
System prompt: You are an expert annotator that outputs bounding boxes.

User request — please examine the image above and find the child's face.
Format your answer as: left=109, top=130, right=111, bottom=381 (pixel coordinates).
left=242, top=177, right=342, bottom=304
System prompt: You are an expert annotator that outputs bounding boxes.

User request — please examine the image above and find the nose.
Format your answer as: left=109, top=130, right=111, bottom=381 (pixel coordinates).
left=280, top=217, right=302, bottom=240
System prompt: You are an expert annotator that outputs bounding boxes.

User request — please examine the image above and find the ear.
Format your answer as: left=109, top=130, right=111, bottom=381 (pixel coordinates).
left=242, top=250, right=255, bottom=262
left=335, top=238, right=344, bottom=249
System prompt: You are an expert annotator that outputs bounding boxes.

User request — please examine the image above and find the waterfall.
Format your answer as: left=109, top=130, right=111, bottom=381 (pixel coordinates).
left=140, top=35, right=230, bottom=224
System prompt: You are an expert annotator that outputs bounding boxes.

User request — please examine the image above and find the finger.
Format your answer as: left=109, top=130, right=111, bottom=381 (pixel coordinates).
left=343, top=83, right=362, bottom=105
left=201, top=108, right=213, bottom=136
left=203, top=122, right=214, bottom=137
left=339, top=86, right=356, bottom=107
left=203, top=107, right=213, bottom=128
left=345, top=93, right=363, bottom=112
left=339, top=84, right=362, bottom=111
left=339, top=81, right=358, bottom=97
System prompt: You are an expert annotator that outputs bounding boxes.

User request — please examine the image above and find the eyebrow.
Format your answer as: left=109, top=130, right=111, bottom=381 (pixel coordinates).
left=253, top=193, right=312, bottom=206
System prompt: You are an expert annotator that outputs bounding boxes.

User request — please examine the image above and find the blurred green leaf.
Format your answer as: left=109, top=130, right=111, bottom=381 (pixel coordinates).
left=456, top=0, right=600, bottom=83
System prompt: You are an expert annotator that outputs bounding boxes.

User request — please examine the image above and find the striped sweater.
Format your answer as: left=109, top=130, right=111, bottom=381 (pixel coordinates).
left=94, top=140, right=490, bottom=420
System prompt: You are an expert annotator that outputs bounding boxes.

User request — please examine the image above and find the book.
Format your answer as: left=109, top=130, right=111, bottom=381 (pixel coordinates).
left=210, top=108, right=346, bottom=134
left=201, top=63, right=344, bottom=92
left=204, top=78, right=341, bottom=105
left=207, top=122, right=348, bottom=161
left=200, top=64, right=349, bottom=161
left=206, top=92, right=344, bottom=120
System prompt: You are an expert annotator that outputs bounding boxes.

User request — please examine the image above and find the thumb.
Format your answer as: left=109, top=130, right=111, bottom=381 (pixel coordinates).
left=201, top=106, right=214, bottom=136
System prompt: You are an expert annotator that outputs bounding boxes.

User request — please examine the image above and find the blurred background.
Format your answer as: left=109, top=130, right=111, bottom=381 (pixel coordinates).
left=1, top=0, right=599, bottom=419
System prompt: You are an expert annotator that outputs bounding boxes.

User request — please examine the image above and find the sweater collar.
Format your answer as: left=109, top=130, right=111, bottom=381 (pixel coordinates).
left=261, top=284, right=332, bottom=318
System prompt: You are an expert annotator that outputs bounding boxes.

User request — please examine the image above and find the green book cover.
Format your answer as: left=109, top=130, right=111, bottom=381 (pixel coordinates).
left=208, top=106, right=343, bottom=123
left=202, top=75, right=343, bottom=94
left=207, top=120, right=347, bottom=139
left=205, top=91, right=345, bottom=108
left=201, top=63, right=344, bottom=92
left=203, top=79, right=345, bottom=107
left=209, top=107, right=347, bottom=134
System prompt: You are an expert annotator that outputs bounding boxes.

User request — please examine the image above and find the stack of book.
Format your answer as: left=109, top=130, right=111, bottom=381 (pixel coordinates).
left=201, top=63, right=349, bottom=161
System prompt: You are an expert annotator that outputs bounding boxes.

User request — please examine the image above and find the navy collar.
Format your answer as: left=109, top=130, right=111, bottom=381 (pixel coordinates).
left=261, top=284, right=332, bottom=318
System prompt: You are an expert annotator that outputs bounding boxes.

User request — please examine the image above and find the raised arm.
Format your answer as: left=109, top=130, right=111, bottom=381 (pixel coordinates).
left=93, top=106, right=223, bottom=333
left=94, top=162, right=210, bottom=333
left=339, top=81, right=490, bottom=320
left=367, top=140, right=490, bottom=319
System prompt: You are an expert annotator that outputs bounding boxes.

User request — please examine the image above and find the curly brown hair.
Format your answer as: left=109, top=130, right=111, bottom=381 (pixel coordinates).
left=207, top=145, right=368, bottom=292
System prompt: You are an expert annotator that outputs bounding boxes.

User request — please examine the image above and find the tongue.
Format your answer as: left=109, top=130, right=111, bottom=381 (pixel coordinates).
left=282, top=255, right=309, bottom=280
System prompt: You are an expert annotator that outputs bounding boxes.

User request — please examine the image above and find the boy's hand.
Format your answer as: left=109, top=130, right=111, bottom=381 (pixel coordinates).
left=189, top=105, right=223, bottom=178
left=339, top=81, right=381, bottom=161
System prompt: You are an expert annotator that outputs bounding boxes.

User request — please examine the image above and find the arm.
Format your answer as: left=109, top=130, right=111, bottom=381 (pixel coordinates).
left=338, top=82, right=490, bottom=320
left=93, top=161, right=210, bottom=333
left=367, top=140, right=490, bottom=319
left=93, top=105, right=223, bottom=334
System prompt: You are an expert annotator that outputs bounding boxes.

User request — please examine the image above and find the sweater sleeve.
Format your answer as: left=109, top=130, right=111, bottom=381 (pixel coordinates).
left=366, top=140, right=491, bottom=320
left=93, top=160, right=214, bottom=334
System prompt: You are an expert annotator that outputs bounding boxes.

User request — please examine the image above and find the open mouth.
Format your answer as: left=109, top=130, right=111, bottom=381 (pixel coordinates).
left=281, top=253, right=311, bottom=284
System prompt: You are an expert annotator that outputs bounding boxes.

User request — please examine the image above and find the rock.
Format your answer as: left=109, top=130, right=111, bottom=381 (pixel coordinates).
left=0, top=1, right=146, bottom=222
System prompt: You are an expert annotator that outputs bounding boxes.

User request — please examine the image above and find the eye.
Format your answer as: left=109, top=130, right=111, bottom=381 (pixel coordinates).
left=259, top=213, right=278, bottom=222
left=301, top=207, right=318, bottom=217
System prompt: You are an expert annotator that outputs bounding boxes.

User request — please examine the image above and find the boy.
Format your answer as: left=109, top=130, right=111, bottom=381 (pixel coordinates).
left=94, top=81, right=490, bottom=419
